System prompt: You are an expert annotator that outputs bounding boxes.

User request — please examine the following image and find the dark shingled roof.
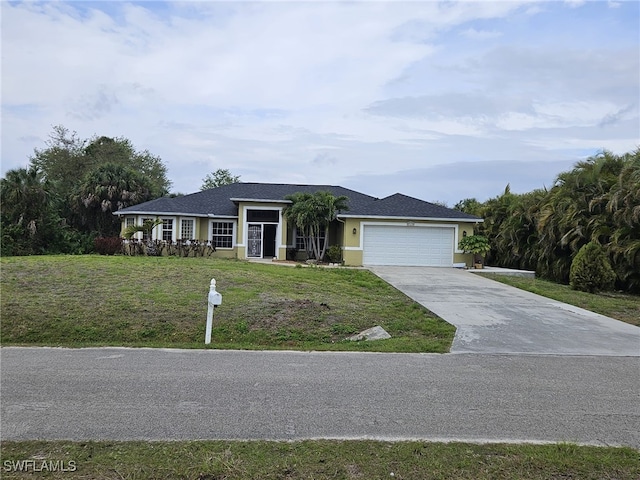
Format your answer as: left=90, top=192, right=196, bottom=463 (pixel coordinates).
left=116, top=183, right=481, bottom=221
left=346, top=193, right=480, bottom=220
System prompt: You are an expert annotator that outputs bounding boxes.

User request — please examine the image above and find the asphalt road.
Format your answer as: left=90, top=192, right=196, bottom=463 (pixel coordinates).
left=2, top=347, right=639, bottom=447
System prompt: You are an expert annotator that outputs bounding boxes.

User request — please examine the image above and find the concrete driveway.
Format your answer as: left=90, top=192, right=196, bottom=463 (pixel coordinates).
left=370, top=266, right=640, bottom=356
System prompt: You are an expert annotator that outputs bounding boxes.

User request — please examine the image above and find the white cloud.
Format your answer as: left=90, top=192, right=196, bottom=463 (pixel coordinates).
left=460, top=27, right=502, bottom=40
left=1, top=0, right=638, bottom=204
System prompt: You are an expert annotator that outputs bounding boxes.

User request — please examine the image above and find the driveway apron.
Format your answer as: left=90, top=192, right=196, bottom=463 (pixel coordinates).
left=370, top=266, right=640, bottom=356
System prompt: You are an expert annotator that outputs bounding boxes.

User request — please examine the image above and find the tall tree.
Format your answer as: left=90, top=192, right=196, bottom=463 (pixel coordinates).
left=0, top=166, right=64, bottom=255
left=537, top=151, right=625, bottom=282
left=201, top=169, right=240, bottom=190
left=30, top=126, right=171, bottom=200
left=30, top=125, right=87, bottom=197
left=476, top=149, right=639, bottom=291
left=283, top=191, right=348, bottom=260
left=27, top=125, right=171, bottom=239
left=83, top=136, right=171, bottom=197
left=73, top=163, right=155, bottom=237
left=454, top=198, right=484, bottom=217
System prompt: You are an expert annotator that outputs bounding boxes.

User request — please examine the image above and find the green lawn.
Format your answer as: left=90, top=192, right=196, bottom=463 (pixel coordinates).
left=1, top=440, right=638, bottom=480
left=481, top=274, right=640, bottom=327
left=0, top=255, right=455, bottom=352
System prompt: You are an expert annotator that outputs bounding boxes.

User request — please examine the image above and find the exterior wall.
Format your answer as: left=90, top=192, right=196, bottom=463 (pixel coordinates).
left=119, top=212, right=478, bottom=266
left=457, top=224, right=475, bottom=267
left=118, top=214, right=238, bottom=259
left=341, top=218, right=363, bottom=266
left=237, top=201, right=287, bottom=260
left=341, top=217, right=477, bottom=267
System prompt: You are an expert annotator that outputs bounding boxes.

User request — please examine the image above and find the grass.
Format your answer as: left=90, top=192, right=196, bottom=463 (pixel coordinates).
left=482, top=274, right=640, bottom=327
left=1, top=440, right=638, bottom=480
left=0, top=255, right=455, bottom=352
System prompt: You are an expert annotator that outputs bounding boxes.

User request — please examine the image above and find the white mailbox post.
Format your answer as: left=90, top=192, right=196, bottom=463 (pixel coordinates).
left=205, top=278, right=222, bottom=345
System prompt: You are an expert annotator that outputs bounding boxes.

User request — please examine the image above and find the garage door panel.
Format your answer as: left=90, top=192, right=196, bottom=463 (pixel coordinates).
left=363, top=225, right=454, bottom=266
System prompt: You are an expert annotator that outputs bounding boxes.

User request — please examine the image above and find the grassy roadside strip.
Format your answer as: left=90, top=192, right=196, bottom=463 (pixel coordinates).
left=481, top=274, right=640, bottom=327
left=0, top=256, right=454, bottom=352
left=1, top=440, right=638, bottom=480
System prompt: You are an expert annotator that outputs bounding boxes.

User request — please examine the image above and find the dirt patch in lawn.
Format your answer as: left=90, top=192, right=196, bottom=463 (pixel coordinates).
left=251, top=293, right=337, bottom=331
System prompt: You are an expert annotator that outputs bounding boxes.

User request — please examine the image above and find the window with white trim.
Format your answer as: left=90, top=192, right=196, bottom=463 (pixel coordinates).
left=142, top=218, right=153, bottom=241
left=162, top=219, right=173, bottom=242
left=296, top=229, right=326, bottom=252
left=212, top=221, right=233, bottom=248
left=125, top=217, right=135, bottom=229
left=181, top=219, right=194, bottom=240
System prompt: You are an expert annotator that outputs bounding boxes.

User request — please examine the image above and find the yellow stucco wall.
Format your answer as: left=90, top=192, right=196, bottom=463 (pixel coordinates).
left=119, top=214, right=238, bottom=259
left=119, top=212, right=478, bottom=265
left=237, top=202, right=288, bottom=260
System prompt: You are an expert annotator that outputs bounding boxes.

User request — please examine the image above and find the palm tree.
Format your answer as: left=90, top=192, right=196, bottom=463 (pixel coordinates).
left=0, top=166, right=60, bottom=254
left=283, top=191, right=349, bottom=261
left=313, top=191, right=349, bottom=260
left=73, top=163, right=154, bottom=236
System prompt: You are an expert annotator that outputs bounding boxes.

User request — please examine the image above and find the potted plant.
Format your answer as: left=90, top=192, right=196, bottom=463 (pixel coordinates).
left=458, top=234, right=491, bottom=269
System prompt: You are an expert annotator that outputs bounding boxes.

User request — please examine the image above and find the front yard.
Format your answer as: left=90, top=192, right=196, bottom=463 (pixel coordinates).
left=482, top=274, right=640, bottom=327
left=0, top=255, right=454, bottom=352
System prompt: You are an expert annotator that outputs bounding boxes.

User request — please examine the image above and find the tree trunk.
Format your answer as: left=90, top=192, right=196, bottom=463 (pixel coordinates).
left=311, top=224, right=321, bottom=259
left=319, top=225, right=329, bottom=261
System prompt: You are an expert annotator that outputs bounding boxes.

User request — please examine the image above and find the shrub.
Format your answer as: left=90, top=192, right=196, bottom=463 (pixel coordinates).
left=94, top=237, right=123, bottom=255
left=286, top=247, right=298, bottom=261
left=326, top=245, right=342, bottom=263
left=569, top=242, right=616, bottom=293
left=458, top=234, right=491, bottom=265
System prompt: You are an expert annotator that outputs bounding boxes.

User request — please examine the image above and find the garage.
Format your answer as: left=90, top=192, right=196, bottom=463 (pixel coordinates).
left=362, top=224, right=454, bottom=266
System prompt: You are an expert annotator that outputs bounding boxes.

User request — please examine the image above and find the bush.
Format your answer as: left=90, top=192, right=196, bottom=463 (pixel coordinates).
left=326, top=245, right=342, bottom=263
left=94, top=237, right=123, bottom=255
left=458, top=234, right=491, bottom=265
left=569, top=242, right=616, bottom=293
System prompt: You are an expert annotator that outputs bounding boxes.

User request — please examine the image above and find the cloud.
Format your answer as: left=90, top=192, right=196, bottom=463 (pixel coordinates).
left=598, top=104, right=638, bottom=128
left=460, top=27, right=502, bottom=40
left=343, top=158, right=580, bottom=206
left=311, top=152, right=338, bottom=167
left=1, top=0, right=638, bottom=202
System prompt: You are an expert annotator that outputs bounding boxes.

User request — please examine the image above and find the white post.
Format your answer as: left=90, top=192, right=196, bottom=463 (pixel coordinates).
left=205, top=278, right=222, bottom=345
left=205, top=299, right=214, bottom=345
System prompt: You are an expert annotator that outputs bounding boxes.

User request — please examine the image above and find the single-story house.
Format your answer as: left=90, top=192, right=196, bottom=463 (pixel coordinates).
left=114, top=182, right=482, bottom=267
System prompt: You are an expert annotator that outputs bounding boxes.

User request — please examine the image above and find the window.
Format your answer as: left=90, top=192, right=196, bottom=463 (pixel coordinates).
left=212, top=222, right=233, bottom=248
left=142, top=218, right=153, bottom=241
left=125, top=217, right=135, bottom=229
left=162, top=219, right=173, bottom=242
left=247, top=209, right=279, bottom=223
left=181, top=219, right=194, bottom=240
left=296, top=229, right=325, bottom=253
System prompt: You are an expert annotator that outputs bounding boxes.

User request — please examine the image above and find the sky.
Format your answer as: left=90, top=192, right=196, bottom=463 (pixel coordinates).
left=2, top=0, right=639, bottom=206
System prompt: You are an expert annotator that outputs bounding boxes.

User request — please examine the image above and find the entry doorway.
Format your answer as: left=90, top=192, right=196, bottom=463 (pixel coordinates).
left=247, top=223, right=277, bottom=258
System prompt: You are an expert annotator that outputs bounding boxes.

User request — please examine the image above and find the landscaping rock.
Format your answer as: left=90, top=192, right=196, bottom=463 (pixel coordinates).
left=348, top=325, right=391, bottom=342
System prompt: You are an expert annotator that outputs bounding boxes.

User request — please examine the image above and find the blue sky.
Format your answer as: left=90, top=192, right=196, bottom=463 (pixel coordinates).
left=2, top=0, right=638, bottom=206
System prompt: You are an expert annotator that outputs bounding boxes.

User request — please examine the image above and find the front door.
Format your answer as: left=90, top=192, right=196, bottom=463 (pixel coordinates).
left=247, top=224, right=262, bottom=257
left=247, top=223, right=278, bottom=258
left=263, top=224, right=277, bottom=258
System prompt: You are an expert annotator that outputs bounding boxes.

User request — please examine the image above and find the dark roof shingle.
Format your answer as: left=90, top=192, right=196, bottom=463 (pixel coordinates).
left=116, top=183, right=481, bottom=221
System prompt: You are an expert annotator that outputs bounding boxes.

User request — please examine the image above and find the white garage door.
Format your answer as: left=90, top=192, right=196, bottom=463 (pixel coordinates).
left=363, top=225, right=454, bottom=266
